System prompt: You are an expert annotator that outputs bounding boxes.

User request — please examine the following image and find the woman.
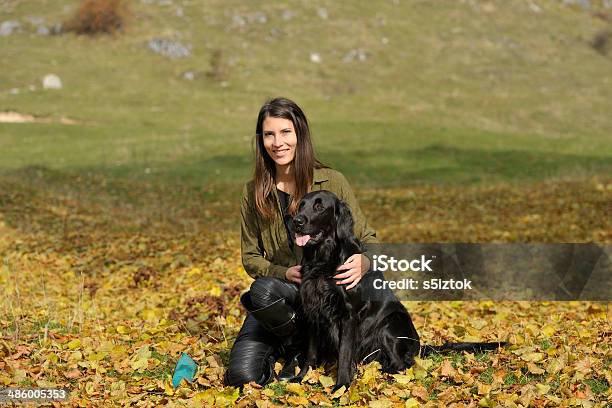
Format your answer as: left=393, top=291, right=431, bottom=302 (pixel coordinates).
left=224, top=97, right=378, bottom=387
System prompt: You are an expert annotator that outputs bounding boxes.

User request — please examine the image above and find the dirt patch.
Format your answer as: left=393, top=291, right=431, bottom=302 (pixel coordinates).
left=0, top=111, right=79, bottom=124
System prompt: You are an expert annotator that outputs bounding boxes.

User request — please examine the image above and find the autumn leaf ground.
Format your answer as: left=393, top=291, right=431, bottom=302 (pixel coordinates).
left=0, top=169, right=609, bottom=407
left=1, top=2, right=612, bottom=406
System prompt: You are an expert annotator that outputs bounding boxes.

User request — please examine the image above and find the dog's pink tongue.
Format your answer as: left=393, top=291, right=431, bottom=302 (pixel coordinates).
left=295, top=233, right=311, bottom=247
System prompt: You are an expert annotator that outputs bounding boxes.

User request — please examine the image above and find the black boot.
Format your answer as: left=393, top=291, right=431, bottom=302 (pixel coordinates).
left=241, top=292, right=305, bottom=381
left=223, top=312, right=280, bottom=388
left=276, top=334, right=304, bottom=381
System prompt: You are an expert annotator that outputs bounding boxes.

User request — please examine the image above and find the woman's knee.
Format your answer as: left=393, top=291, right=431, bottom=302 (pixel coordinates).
left=249, top=277, right=299, bottom=309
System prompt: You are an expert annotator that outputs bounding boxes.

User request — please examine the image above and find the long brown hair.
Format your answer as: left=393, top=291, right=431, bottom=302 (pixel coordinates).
left=253, top=97, right=327, bottom=220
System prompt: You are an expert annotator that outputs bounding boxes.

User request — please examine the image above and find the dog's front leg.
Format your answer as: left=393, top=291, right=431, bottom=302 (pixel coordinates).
left=333, top=316, right=358, bottom=392
left=291, top=327, right=318, bottom=383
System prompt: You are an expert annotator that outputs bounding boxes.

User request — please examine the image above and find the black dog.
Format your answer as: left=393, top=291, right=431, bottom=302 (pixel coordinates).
left=291, top=190, right=505, bottom=392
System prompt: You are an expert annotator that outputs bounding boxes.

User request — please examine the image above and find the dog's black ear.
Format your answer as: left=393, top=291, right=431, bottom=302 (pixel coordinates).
left=335, top=199, right=355, bottom=242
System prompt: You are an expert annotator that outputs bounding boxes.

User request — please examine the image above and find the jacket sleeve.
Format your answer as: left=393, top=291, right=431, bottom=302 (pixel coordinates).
left=240, top=183, right=289, bottom=280
left=336, top=173, right=379, bottom=264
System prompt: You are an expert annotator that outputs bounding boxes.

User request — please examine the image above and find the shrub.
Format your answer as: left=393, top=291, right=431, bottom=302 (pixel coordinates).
left=206, top=49, right=230, bottom=82
left=591, top=30, right=612, bottom=56
left=64, top=0, right=128, bottom=35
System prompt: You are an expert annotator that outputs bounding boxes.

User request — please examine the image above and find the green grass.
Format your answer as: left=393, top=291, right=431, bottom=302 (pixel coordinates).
left=266, top=381, right=288, bottom=396
left=128, top=351, right=172, bottom=380
left=517, top=370, right=545, bottom=386
left=478, top=367, right=494, bottom=384
left=504, top=371, right=560, bottom=393
left=218, top=348, right=231, bottom=367
left=32, top=319, right=73, bottom=335
left=1, top=1, right=611, bottom=190
left=539, top=339, right=552, bottom=351
left=19, top=378, right=35, bottom=387
left=429, top=351, right=466, bottom=368
left=450, top=353, right=466, bottom=367
left=1, top=121, right=610, bottom=189
left=421, top=376, right=435, bottom=391
left=106, top=369, right=119, bottom=378
left=548, top=373, right=561, bottom=393
left=504, top=372, right=518, bottom=386
left=584, top=378, right=609, bottom=396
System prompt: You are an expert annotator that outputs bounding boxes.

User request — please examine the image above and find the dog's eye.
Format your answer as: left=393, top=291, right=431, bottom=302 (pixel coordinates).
left=314, top=202, right=324, bottom=212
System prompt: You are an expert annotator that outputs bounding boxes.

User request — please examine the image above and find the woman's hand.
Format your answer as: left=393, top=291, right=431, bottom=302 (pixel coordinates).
left=285, top=265, right=302, bottom=285
left=335, top=254, right=371, bottom=290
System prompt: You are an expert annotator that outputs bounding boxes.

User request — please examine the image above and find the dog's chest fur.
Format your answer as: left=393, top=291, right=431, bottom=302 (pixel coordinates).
left=300, top=276, right=349, bottom=353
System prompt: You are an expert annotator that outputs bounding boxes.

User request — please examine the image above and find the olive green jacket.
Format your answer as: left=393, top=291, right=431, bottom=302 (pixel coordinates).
left=240, top=167, right=379, bottom=280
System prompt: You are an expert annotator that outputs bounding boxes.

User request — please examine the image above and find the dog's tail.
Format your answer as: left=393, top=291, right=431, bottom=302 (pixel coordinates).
left=419, top=341, right=507, bottom=357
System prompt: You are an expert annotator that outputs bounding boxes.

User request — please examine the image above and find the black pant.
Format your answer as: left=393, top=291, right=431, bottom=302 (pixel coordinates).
left=224, top=277, right=301, bottom=387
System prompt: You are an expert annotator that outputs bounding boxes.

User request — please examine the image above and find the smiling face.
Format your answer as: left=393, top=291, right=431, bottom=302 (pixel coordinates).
left=262, top=116, right=298, bottom=168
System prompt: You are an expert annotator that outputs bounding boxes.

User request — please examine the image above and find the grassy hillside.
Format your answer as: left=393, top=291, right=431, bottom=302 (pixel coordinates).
left=1, top=0, right=611, bottom=188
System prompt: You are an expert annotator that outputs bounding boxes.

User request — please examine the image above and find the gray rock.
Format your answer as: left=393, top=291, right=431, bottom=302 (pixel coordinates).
left=604, top=0, right=612, bottom=8
left=317, top=7, right=328, bottom=19
left=270, top=27, right=283, bottom=37
left=148, top=38, right=191, bottom=58
left=42, top=74, right=62, bottom=90
left=25, top=16, right=45, bottom=26
left=37, top=26, right=50, bottom=36
left=282, top=10, right=296, bottom=21
left=176, top=7, right=184, bottom=18
left=49, top=23, right=63, bottom=35
left=564, top=0, right=591, bottom=9
left=231, top=14, right=246, bottom=27
left=141, top=0, right=173, bottom=4
left=1, top=20, right=21, bottom=36
left=342, top=48, right=368, bottom=63
left=182, top=70, right=196, bottom=81
left=16, top=14, right=50, bottom=35
left=248, top=11, right=267, bottom=24
left=527, top=1, right=542, bottom=13
left=231, top=11, right=267, bottom=27
left=310, top=52, right=322, bottom=63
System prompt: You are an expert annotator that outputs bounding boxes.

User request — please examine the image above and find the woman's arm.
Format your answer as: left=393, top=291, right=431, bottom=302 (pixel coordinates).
left=240, top=183, right=290, bottom=280
left=336, top=172, right=379, bottom=252
left=334, top=172, right=379, bottom=289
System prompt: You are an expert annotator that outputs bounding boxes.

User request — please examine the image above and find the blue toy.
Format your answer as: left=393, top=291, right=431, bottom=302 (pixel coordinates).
left=172, top=353, right=198, bottom=388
